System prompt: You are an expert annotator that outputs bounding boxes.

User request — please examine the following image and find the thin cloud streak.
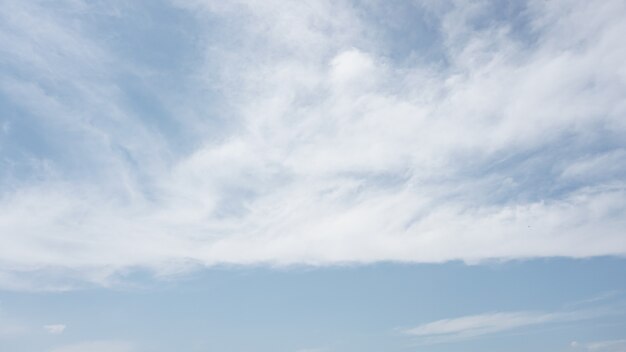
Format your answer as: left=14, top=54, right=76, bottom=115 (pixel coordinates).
left=402, top=308, right=608, bottom=345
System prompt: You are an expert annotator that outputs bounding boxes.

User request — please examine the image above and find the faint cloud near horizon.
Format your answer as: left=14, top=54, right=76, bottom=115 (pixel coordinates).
left=43, top=324, right=66, bottom=334
left=401, top=293, right=625, bottom=346
left=571, top=339, right=626, bottom=352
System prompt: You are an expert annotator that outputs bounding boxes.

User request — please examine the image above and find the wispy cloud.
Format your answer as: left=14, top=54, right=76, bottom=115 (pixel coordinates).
left=567, top=291, right=624, bottom=308
left=572, top=339, right=626, bottom=352
left=402, top=309, right=603, bottom=345
left=43, top=324, right=66, bottom=334
left=586, top=339, right=626, bottom=352
left=0, top=0, right=625, bottom=289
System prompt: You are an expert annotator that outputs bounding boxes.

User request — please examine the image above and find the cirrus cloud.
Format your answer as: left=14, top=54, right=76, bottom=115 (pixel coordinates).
left=0, top=0, right=625, bottom=290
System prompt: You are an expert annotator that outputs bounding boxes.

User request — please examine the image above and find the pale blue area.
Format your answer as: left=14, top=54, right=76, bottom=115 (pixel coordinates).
left=2, top=259, right=626, bottom=352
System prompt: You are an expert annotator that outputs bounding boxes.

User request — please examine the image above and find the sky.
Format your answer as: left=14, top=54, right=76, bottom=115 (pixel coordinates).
left=0, top=0, right=625, bottom=351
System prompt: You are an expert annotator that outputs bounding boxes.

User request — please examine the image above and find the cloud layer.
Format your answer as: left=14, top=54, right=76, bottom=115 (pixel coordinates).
left=0, top=0, right=625, bottom=289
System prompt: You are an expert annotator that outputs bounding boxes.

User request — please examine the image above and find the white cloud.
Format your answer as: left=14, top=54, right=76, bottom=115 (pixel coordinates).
left=0, top=0, right=625, bottom=289
left=403, top=309, right=595, bottom=345
left=330, top=48, right=379, bottom=92
left=571, top=339, right=626, bottom=352
left=44, top=324, right=66, bottom=334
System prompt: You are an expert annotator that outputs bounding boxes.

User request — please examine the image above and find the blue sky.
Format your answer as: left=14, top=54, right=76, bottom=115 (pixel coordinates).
left=0, top=0, right=625, bottom=351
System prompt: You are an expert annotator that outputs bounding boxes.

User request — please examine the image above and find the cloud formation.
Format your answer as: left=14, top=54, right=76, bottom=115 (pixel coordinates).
left=44, top=324, right=66, bottom=335
left=572, top=339, right=626, bottom=352
left=0, top=0, right=625, bottom=289
left=403, top=309, right=599, bottom=345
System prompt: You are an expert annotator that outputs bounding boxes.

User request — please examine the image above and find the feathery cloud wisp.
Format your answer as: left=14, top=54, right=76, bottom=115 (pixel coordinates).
left=403, top=309, right=600, bottom=345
